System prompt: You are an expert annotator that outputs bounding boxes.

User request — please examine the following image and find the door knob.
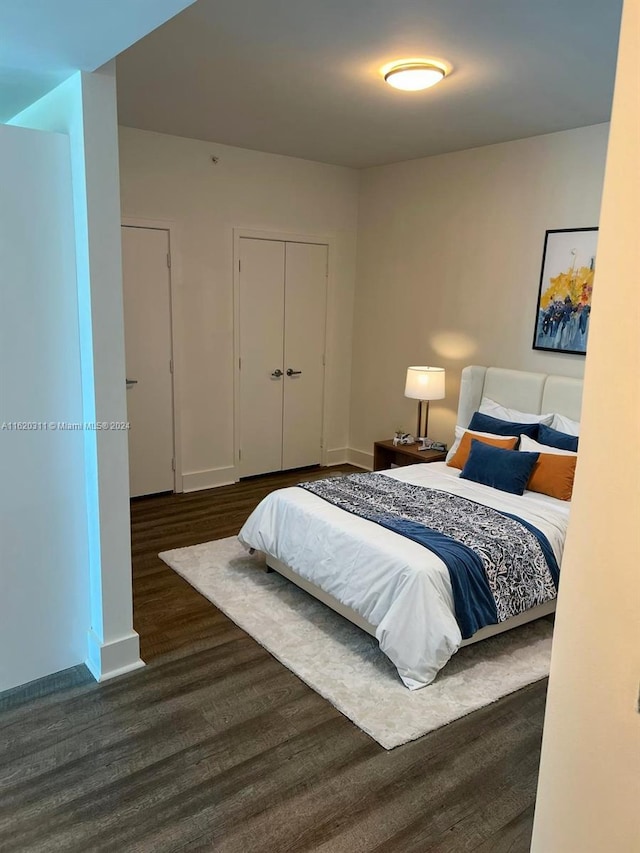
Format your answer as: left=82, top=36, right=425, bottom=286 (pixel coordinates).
left=271, top=369, right=283, bottom=378
left=286, top=368, right=302, bottom=376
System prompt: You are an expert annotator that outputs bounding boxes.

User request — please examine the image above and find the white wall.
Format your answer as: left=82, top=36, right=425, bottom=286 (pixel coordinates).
left=532, top=0, right=640, bottom=849
left=118, top=127, right=359, bottom=487
left=10, top=65, right=143, bottom=683
left=351, top=124, right=609, bottom=465
left=0, top=123, right=89, bottom=691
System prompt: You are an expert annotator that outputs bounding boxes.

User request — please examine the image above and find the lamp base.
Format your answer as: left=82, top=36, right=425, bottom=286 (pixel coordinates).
left=416, top=399, right=430, bottom=442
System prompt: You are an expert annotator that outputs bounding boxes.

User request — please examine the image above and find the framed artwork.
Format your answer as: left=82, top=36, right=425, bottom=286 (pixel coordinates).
left=532, top=227, right=598, bottom=355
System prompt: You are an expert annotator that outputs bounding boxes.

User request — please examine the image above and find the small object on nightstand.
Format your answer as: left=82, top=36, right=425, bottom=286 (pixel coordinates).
left=393, top=432, right=415, bottom=446
left=418, top=438, right=447, bottom=452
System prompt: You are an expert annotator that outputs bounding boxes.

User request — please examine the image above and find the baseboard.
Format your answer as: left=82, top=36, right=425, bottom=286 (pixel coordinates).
left=182, top=456, right=371, bottom=491
left=324, top=447, right=349, bottom=465
left=182, top=466, right=237, bottom=492
left=0, top=664, right=93, bottom=710
left=85, top=629, right=145, bottom=682
left=347, top=447, right=373, bottom=470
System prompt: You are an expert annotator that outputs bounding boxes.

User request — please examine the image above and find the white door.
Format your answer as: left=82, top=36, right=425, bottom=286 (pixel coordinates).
left=121, top=226, right=175, bottom=497
left=282, top=242, right=327, bottom=469
left=237, top=236, right=327, bottom=477
left=238, top=238, right=285, bottom=477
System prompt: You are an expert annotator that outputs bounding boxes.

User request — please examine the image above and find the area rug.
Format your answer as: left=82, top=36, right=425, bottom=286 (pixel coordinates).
left=159, top=537, right=552, bottom=749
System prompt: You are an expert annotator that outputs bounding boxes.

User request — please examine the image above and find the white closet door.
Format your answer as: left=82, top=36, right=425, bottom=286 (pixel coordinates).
left=239, top=238, right=285, bottom=477
left=282, top=242, right=328, bottom=470
left=121, top=226, right=175, bottom=497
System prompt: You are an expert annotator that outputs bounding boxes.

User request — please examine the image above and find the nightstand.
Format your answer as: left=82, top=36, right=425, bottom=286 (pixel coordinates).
left=373, top=439, right=447, bottom=471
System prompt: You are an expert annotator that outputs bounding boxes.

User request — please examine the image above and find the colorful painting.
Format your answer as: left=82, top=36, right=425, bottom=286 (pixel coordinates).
left=532, top=227, right=598, bottom=355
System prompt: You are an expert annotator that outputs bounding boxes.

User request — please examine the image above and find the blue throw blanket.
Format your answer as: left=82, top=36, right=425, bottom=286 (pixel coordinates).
left=299, top=473, right=559, bottom=639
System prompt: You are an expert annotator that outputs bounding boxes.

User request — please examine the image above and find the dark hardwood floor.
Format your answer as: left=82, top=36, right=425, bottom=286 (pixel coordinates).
left=0, top=466, right=547, bottom=852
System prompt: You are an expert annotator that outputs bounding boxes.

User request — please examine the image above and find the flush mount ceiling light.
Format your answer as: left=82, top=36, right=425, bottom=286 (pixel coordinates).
left=383, top=60, right=447, bottom=91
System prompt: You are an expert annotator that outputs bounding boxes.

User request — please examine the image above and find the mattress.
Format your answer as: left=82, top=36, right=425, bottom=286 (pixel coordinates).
left=238, top=462, right=570, bottom=689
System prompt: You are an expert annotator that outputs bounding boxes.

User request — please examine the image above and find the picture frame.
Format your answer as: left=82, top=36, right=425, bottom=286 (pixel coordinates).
left=532, top=227, right=598, bottom=356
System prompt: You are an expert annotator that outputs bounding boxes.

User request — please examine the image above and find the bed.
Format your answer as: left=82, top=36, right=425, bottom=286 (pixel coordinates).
left=238, top=365, right=583, bottom=689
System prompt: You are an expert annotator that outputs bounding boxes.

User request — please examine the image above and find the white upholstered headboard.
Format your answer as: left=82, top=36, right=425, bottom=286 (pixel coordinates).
left=457, top=365, right=583, bottom=428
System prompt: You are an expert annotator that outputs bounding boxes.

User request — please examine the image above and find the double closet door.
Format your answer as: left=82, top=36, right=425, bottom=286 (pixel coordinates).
left=238, top=237, right=327, bottom=478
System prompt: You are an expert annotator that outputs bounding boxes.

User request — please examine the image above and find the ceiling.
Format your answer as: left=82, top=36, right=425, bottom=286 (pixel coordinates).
left=0, top=0, right=196, bottom=121
left=115, top=0, right=623, bottom=169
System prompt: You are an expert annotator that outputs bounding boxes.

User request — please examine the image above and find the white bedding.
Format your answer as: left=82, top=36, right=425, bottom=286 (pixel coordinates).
left=238, top=462, right=570, bottom=689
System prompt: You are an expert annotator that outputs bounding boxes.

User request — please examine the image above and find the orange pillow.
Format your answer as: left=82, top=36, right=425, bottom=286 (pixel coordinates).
left=447, top=431, right=518, bottom=470
left=527, top=452, right=577, bottom=501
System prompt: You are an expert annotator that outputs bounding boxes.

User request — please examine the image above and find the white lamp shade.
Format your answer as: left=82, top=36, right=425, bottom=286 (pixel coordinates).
left=404, top=366, right=445, bottom=401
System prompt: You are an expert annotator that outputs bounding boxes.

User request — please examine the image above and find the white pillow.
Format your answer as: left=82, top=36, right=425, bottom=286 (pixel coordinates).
left=551, top=413, right=581, bottom=436
left=519, top=434, right=578, bottom=456
left=446, top=424, right=518, bottom=462
left=479, top=396, right=554, bottom=426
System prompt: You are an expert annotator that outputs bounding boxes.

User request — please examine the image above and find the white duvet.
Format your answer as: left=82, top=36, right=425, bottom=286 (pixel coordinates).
left=238, top=463, right=570, bottom=689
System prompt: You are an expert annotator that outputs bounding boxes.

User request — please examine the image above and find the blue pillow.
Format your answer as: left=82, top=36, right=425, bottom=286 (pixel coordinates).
left=460, top=440, right=540, bottom=495
left=538, top=423, right=579, bottom=452
left=467, top=411, right=540, bottom=440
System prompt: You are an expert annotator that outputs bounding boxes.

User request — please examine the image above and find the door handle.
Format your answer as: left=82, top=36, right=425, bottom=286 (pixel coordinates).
left=286, top=368, right=302, bottom=376
left=271, top=369, right=283, bottom=378
left=126, top=378, right=138, bottom=386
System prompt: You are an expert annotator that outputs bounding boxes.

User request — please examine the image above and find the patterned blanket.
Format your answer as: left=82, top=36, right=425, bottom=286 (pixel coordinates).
left=300, top=473, right=558, bottom=639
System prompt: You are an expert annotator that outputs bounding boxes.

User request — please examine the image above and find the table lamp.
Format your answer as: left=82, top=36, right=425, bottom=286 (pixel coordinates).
left=404, top=366, right=445, bottom=446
